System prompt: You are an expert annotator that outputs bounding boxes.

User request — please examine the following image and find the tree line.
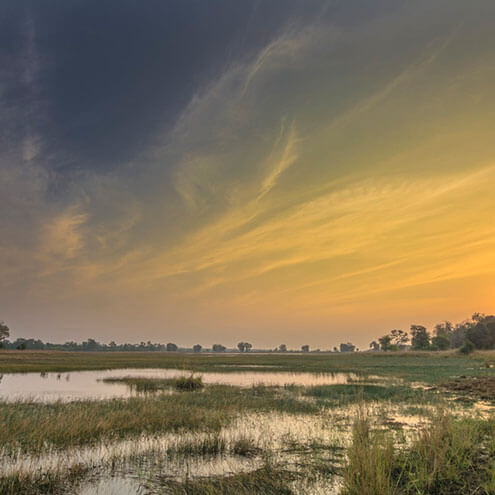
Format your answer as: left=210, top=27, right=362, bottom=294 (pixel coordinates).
left=369, top=313, right=495, bottom=354
left=1, top=312, right=494, bottom=353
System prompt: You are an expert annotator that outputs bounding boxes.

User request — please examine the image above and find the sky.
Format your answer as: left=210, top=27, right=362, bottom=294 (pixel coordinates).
left=1, top=0, right=494, bottom=349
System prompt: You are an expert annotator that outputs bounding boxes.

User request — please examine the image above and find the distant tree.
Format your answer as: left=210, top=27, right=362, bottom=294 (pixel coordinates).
left=166, top=343, right=178, bottom=352
left=278, top=344, right=287, bottom=352
left=193, top=344, right=202, bottom=353
left=434, top=321, right=453, bottom=338
left=465, top=314, right=495, bottom=350
left=83, top=338, right=99, bottom=351
left=450, top=323, right=468, bottom=348
left=0, top=321, right=10, bottom=349
left=431, top=334, right=450, bottom=350
left=237, top=342, right=252, bottom=353
left=16, top=341, right=27, bottom=350
left=333, top=346, right=338, bottom=353
left=301, top=345, right=310, bottom=353
left=410, top=325, right=430, bottom=350
left=459, top=339, right=475, bottom=355
left=369, top=341, right=380, bottom=352
left=390, top=329, right=409, bottom=347
left=212, top=344, right=226, bottom=352
left=378, top=335, right=392, bottom=351
left=340, top=342, right=355, bottom=353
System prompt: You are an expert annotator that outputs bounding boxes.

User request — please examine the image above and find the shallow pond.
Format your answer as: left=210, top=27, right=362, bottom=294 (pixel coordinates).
left=0, top=368, right=364, bottom=402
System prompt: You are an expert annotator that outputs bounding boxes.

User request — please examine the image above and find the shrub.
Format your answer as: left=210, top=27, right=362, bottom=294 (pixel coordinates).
left=174, top=375, right=204, bottom=391
left=459, top=340, right=475, bottom=355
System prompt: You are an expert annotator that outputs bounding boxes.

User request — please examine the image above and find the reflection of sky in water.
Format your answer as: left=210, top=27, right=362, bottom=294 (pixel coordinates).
left=0, top=368, right=363, bottom=402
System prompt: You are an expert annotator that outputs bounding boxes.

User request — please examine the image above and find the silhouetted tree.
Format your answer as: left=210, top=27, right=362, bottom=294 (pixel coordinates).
left=301, top=345, right=310, bottom=353
left=465, top=314, right=495, bottom=349
left=193, top=344, right=202, bottom=353
left=212, top=344, right=226, bottom=352
left=410, top=325, right=430, bottom=350
left=431, top=334, right=450, bottom=350
left=83, top=338, right=99, bottom=351
left=390, top=329, right=409, bottom=347
left=340, top=342, right=355, bottom=353
left=460, top=339, right=475, bottom=355
left=166, top=343, right=178, bottom=352
left=434, top=321, right=453, bottom=338
left=378, top=335, right=392, bottom=351
left=278, top=344, right=287, bottom=352
left=237, top=342, right=252, bottom=353
left=0, top=321, right=10, bottom=349
left=16, top=341, right=27, bottom=350
left=369, top=341, right=380, bottom=352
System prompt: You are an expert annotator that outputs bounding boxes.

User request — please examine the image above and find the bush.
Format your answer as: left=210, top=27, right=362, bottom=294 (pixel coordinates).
left=459, top=340, right=475, bottom=355
left=174, top=375, right=204, bottom=391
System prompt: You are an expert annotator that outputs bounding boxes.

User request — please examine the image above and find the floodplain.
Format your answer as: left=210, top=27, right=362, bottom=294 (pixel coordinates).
left=1, top=350, right=495, bottom=494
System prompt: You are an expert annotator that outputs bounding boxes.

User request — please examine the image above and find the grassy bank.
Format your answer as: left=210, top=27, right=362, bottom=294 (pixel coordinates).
left=1, top=349, right=493, bottom=382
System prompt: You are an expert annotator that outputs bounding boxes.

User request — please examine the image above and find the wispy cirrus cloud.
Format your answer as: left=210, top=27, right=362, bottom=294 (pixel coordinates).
left=1, top=0, right=495, bottom=345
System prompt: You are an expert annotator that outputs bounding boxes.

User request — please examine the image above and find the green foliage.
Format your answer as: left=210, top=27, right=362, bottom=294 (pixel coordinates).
left=465, top=315, right=495, bottom=350
left=0, top=321, right=9, bottom=344
left=410, top=325, right=431, bottom=350
left=340, top=342, right=356, bottom=352
left=342, top=410, right=398, bottom=495
left=379, top=335, right=392, bottom=351
left=459, top=340, right=475, bottom=355
left=303, top=384, right=431, bottom=406
left=174, top=375, right=204, bottom=391
left=212, top=344, right=227, bottom=352
left=343, top=413, right=495, bottom=495
left=431, top=334, right=450, bottom=351
left=237, top=342, right=252, bottom=352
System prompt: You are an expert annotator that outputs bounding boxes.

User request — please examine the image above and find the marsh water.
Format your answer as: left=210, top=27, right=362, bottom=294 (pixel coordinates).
left=2, top=410, right=348, bottom=494
left=0, top=368, right=363, bottom=402
left=2, top=366, right=491, bottom=495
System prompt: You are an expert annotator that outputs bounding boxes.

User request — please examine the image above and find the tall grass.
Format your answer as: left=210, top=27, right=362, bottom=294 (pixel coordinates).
left=103, top=374, right=204, bottom=392
left=343, top=411, right=495, bottom=495
left=166, top=465, right=294, bottom=495
left=0, top=385, right=317, bottom=453
left=343, top=409, right=398, bottom=495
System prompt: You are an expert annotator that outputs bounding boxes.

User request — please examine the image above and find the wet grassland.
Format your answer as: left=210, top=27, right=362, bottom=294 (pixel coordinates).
left=2, top=350, right=495, bottom=494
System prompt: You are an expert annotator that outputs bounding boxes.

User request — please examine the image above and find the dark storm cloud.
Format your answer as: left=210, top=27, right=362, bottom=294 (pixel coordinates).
left=0, top=0, right=336, bottom=174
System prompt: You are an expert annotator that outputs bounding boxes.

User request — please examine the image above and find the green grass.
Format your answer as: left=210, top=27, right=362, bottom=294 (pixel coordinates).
left=342, top=411, right=495, bottom=495
left=0, top=385, right=317, bottom=453
left=102, top=375, right=204, bottom=392
left=164, top=465, right=295, bottom=495
left=303, top=384, right=437, bottom=406
left=0, top=464, right=88, bottom=495
left=0, top=349, right=493, bottom=383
